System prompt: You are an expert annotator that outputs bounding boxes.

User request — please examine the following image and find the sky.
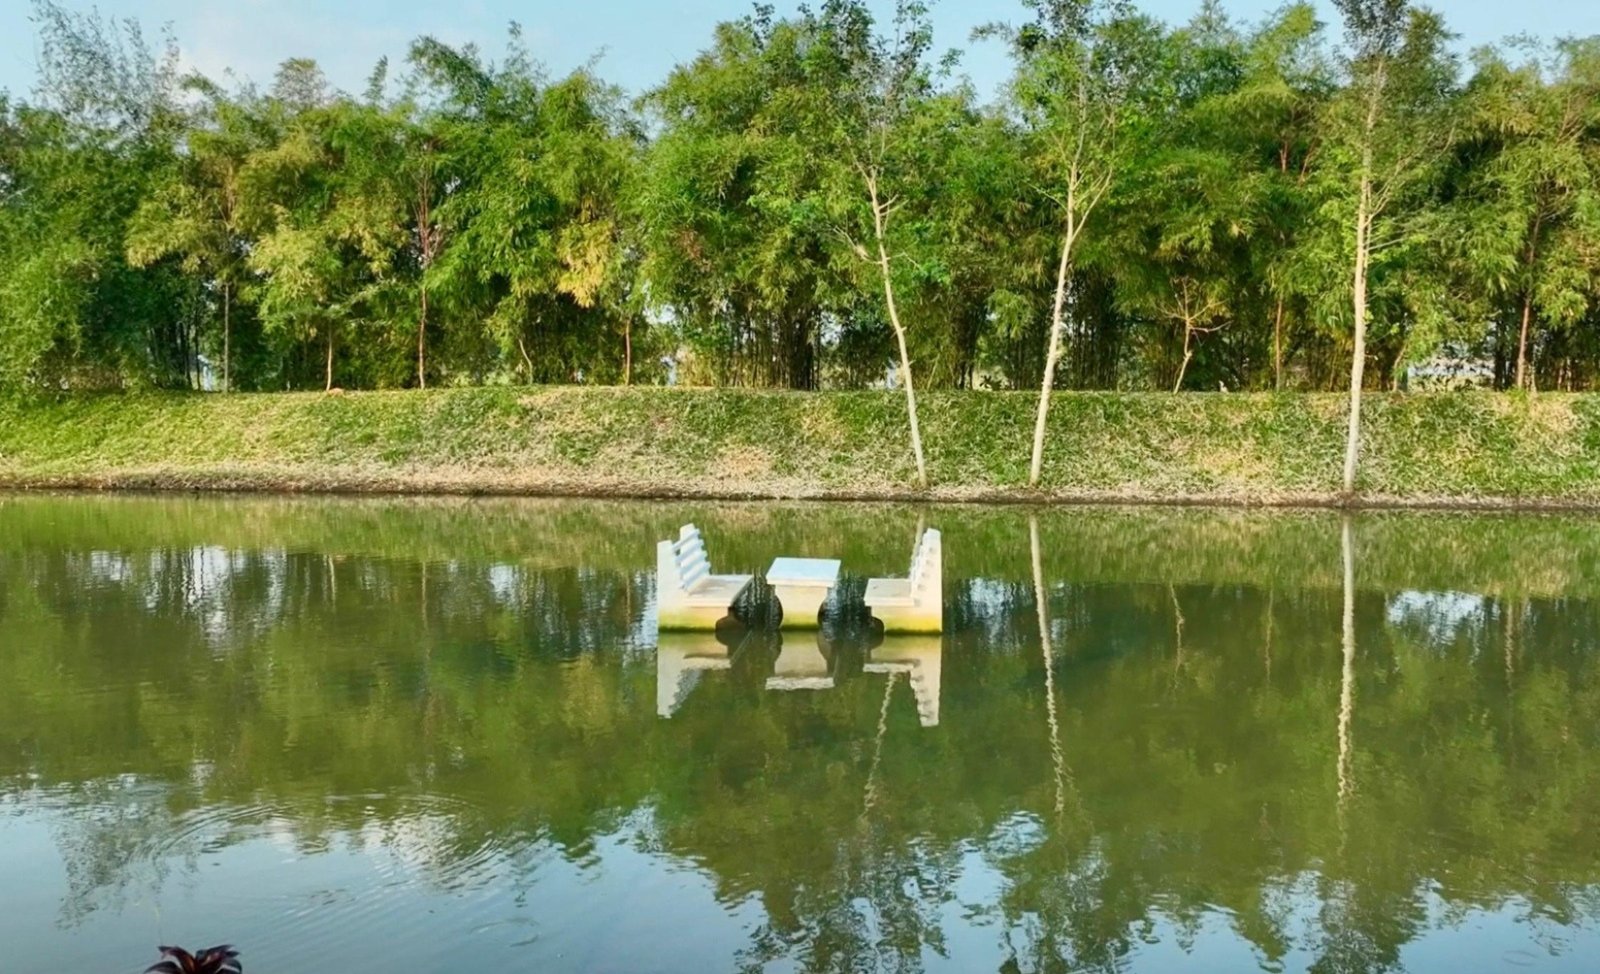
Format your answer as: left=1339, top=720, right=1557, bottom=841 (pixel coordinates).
left=1, top=0, right=1598, bottom=104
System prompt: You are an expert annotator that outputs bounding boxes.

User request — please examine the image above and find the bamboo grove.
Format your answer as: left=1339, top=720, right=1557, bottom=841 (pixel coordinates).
left=3, top=2, right=1600, bottom=409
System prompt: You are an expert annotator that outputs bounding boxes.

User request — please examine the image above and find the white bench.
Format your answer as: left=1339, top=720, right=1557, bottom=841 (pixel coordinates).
left=656, top=523, right=753, bottom=630
left=864, top=528, right=942, bottom=633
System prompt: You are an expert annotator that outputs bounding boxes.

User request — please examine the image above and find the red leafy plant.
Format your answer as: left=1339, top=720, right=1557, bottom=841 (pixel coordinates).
left=145, top=945, right=242, bottom=974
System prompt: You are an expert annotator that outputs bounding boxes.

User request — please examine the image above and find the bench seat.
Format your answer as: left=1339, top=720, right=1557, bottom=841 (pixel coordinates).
left=683, top=575, right=754, bottom=606
left=657, top=523, right=752, bottom=630
left=863, top=577, right=913, bottom=605
left=863, top=528, right=942, bottom=634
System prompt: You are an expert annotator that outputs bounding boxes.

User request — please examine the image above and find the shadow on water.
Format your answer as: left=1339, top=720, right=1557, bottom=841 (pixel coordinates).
left=2, top=493, right=1600, bottom=972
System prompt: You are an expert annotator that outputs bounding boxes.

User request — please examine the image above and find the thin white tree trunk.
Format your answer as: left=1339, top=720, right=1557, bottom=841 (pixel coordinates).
left=1342, top=163, right=1374, bottom=495
left=1029, top=216, right=1077, bottom=488
left=1515, top=214, right=1541, bottom=391
left=1343, top=70, right=1385, bottom=496
left=1343, top=205, right=1369, bottom=494
left=418, top=285, right=428, bottom=390
left=868, top=174, right=928, bottom=489
left=222, top=281, right=231, bottom=394
left=1272, top=298, right=1284, bottom=392
left=1174, top=321, right=1195, bottom=393
left=1516, top=294, right=1533, bottom=392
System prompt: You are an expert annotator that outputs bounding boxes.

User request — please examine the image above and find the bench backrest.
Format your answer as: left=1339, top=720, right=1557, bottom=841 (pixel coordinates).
left=659, top=523, right=714, bottom=596
left=907, top=528, right=941, bottom=598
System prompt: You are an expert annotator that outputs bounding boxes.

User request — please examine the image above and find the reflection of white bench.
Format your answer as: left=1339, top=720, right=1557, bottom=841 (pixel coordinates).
left=656, top=524, right=753, bottom=630
left=864, top=636, right=943, bottom=727
left=864, top=528, right=942, bottom=633
left=656, top=632, right=736, bottom=717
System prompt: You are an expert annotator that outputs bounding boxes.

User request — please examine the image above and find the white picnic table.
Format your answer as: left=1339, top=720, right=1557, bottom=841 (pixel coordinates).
left=766, top=556, right=841, bottom=630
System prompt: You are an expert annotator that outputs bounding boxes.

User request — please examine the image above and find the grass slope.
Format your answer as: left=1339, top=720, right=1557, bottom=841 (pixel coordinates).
left=1, top=387, right=1598, bottom=504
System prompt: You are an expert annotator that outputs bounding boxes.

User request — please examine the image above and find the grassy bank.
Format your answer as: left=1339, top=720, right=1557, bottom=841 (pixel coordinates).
left=2, top=387, right=1599, bottom=505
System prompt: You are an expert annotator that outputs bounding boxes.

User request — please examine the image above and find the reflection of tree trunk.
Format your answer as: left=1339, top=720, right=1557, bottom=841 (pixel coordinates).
left=1264, top=588, right=1275, bottom=679
left=1338, top=516, right=1356, bottom=823
left=860, top=670, right=899, bottom=821
left=1503, top=597, right=1517, bottom=688
left=1031, top=517, right=1068, bottom=819
left=1170, top=585, right=1186, bottom=681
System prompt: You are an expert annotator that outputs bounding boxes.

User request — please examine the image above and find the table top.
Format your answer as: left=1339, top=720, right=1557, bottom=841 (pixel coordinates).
left=766, top=557, right=842, bottom=586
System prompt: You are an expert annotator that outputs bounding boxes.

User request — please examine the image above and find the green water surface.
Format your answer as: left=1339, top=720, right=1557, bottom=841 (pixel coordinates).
left=1, top=493, right=1597, bottom=973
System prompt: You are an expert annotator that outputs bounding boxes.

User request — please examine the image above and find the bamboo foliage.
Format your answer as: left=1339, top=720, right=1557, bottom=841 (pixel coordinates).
left=5, top=0, right=1600, bottom=482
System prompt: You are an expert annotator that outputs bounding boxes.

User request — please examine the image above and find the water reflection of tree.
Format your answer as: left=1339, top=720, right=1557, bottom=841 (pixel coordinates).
left=2, top=511, right=1600, bottom=967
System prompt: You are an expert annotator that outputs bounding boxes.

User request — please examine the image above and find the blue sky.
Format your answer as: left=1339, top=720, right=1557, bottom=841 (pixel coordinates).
left=2, top=0, right=1598, bottom=103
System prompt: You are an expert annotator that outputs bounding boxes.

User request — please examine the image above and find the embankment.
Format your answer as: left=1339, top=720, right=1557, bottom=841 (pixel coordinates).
left=2, top=387, right=1598, bottom=506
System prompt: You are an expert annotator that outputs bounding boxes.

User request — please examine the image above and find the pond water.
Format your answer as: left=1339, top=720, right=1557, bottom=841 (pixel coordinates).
left=2, top=493, right=1599, bottom=974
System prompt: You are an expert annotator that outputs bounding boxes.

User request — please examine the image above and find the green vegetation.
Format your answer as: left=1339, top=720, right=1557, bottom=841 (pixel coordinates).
left=3, top=0, right=1600, bottom=494
left=5, top=387, right=1600, bottom=504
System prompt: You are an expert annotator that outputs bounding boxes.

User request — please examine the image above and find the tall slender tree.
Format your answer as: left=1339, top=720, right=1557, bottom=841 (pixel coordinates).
left=987, top=0, right=1166, bottom=487
left=1327, top=0, right=1456, bottom=493
left=818, top=0, right=945, bottom=487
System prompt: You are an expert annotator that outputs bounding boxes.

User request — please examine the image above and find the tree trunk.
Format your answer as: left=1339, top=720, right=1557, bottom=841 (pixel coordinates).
left=415, top=172, right=437, bottom=392
left=1272, top=298, right=1285, bottom=391
left=1516, top=293, right=1533, bottom=392
left=222, top=281, right=231, bottom=394
left=325, top=324, right=335, bottom=392
left=1343, top=65, right=1388, bottom=496
left=417, top=286, right=428, bottom=390
left=1173, top=321, right=1194, bottom=393
left=1029, top=217, right=1077, bottom=488
left=868, top=173, right=929, bottom=489
left=1515, top=213, right=1542, bottom=391
left=1343, top=112, right=1377, bottom=496
left=1343, top=194, right=1370, bottom=495
left=623, top=317, right=633, bottom=386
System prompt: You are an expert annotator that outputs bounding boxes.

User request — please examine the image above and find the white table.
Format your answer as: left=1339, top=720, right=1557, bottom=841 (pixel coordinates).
left=766, top=557, right=841, bottom=630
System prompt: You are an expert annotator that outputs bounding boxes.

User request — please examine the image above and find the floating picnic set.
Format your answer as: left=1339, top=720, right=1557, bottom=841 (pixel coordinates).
left=652, top=523, right=946, bottom=725
left=655, top=522, right=943, bottom=633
